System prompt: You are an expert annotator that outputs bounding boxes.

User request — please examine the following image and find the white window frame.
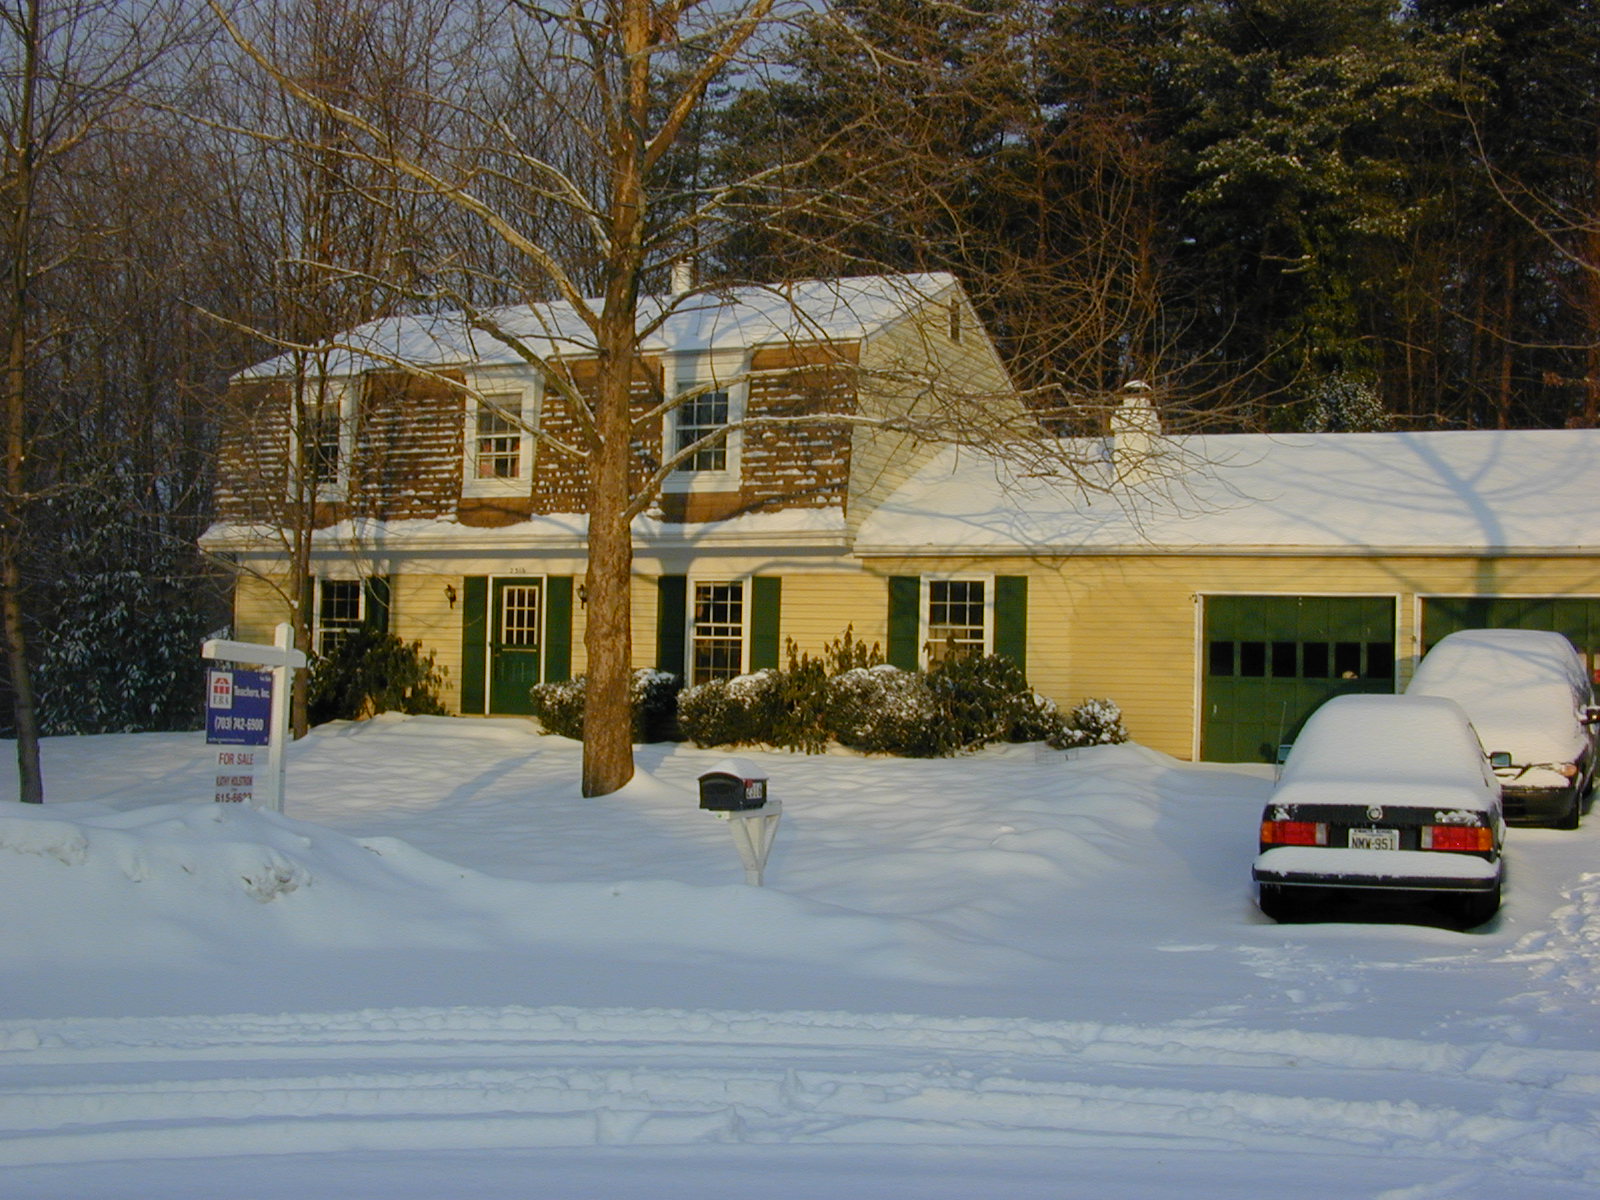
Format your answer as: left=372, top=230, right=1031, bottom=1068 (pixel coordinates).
left=462, top=374, right=538, bottom=497
left=294, top=377, right=358, bottom=501
left=921, top=574, right=994, bottom=666
left=686, top=576, right=750, bottom=684
left=664, top=351, right=747, bottom=493
left=314, top=576, right=365, bottom=656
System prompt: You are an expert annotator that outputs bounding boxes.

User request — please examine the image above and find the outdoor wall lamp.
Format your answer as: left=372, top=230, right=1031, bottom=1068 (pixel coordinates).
left=577, top=583, right=589, bottom=606
left=444, top=583, right=457, bottom=609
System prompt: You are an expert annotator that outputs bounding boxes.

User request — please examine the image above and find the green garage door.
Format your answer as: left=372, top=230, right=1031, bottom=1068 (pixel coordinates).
left=1421, top=597, right=1600, bottom=682
left=1202, top=595, right=1397, bottom=763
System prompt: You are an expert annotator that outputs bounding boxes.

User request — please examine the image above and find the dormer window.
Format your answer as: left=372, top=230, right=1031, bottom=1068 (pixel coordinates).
left=674, top=386, right=730, bottom=472
left=664, top=353, right=746, bottom=493
left=462, top=377, right=536, bottom=496
left=474, top=393, right=523, bottom=479
left=294, top=377, right=357, bottom=500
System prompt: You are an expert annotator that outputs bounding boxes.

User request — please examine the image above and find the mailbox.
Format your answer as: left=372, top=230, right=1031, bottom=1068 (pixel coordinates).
left=698, top=758, right=768, bottom=811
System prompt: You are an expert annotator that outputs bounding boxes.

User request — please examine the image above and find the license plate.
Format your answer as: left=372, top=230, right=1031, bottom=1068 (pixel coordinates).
left=1349, top=827, right=1399, bottom=851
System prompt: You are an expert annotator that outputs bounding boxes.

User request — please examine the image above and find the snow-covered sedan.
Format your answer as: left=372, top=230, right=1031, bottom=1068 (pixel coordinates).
left=1406, top=628, right=1599, bottom=829
left=1253, top=694, right=1505, bottom=927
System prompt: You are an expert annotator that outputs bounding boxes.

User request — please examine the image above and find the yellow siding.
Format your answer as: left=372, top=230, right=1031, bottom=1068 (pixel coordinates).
left=863, top=552, right=1600, bottom=759
left=392, top=572, right=466, bottom=712
left=773, top=573, right=891, bottom=661
left=233, top=572, right=293, bottom=645
left=230, top=554, right=1600, bottom=758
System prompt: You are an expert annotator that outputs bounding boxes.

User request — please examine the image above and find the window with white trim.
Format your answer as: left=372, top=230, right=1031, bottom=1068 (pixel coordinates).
left=665, top=353, right=745, bottom=492
left=316, top=578, right=364, bottom=656
left=297, top=378, right=358, bottom=499
left=690, top=579, right=745, bottom=684
left=674, top=386, right=730, bottom=472
left=463, top=380, right=535, bottom=496
left=924, top=577, right=990, bottom=664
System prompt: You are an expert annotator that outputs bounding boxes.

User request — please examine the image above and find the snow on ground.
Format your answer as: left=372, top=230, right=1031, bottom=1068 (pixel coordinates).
left=3, top=715, right=1600, bottom=1198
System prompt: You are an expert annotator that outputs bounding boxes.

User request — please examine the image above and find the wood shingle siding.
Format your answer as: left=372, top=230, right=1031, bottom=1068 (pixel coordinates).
left=740, top=343, right=857, bottom=515
left=214, top=381, right=291, bottom=523
left=354, top=371, right=465, bottom=521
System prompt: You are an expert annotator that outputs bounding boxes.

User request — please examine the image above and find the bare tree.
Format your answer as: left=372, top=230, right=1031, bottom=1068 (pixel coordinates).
left=195, top=0, right=484, bottom=734
left=0, top=0, right=201, bottom=801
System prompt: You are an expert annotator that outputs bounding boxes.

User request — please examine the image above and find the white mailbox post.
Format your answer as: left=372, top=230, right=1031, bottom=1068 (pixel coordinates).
left=201, top=622, right=306, bottom=814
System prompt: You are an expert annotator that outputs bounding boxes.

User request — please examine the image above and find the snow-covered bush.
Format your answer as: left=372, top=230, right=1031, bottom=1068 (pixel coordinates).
left=927, top=652, right=1072, bottom=751
left=526, top=677, right=586, bottom=739
left=678, top=670, right=780, bottom=748
left=306, top=631, right=447, bottom=725
left=1051, top=698, right=1129, bottom=749
left=527, top=669, right=682, bottom=742
left=824, top=664, right=941, bottom=755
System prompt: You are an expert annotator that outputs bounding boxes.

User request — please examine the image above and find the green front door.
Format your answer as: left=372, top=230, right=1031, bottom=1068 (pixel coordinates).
left=489, top=579, right=542, bottom=714
left=1201, top=595, right=1397, bottom=762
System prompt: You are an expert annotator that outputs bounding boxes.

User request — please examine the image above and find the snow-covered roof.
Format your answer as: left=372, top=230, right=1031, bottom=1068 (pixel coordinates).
left=854, top=429, right=1600, bottom=555
left=200, top=506, right=850, bottom=555
left=237, top=273, right=959, bottom=379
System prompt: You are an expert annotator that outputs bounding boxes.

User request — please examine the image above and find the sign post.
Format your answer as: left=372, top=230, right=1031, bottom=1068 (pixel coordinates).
left=201, top=623, right=306, bottom=813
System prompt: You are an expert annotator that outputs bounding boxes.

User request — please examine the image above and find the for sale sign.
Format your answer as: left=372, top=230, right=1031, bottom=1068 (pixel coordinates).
left=201, top=626, right=304, bottom=814
left=206, top=668, right=273, bottom=804
left=206, top=668, right=272, bottom=746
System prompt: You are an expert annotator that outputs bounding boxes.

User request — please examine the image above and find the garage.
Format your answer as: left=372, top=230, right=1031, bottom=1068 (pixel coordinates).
left=1201, top=595, right=1397, bottom=763
left=1420, top=596, right=1600, bottom=683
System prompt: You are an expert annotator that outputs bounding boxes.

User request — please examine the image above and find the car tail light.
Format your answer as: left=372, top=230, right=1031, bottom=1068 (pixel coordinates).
left=1261, top=819, right=1326, bottom=846
left=1422, top=825, right=1493, bottom=852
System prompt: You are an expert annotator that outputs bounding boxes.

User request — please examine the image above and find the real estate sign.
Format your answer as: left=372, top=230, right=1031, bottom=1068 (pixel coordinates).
left=206, top=669, right=272, bottom=805
left=201, top=624, right=306, bottom=813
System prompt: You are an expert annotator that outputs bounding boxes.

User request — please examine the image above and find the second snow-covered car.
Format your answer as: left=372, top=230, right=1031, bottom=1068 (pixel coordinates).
left=1406, top=628, right=1599, bottom=828
left=1253, top=694, right=1505, bottom=927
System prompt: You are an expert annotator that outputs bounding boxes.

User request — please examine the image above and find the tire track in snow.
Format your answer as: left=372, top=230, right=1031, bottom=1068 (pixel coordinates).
left=2, top=1006, right=1598, bottom=1184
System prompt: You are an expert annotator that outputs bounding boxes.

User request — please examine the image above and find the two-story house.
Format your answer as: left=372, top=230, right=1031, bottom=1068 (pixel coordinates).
left=203, top=273, right=1025, bottom=719
left=205, top=273, right=1600, bottom=763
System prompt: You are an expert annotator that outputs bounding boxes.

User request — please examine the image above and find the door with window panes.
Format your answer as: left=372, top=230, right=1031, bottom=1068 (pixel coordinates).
left=489, top=579, right=542, bottom=714
left=1202, top=595, right=1396, bottom=762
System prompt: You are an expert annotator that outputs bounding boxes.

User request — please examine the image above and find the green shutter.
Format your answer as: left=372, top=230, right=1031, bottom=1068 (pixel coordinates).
left=362, top=576, right=392, bottom=635
left=994, top=575, right=1027, bottom=672
left=657, top=575, right=687, bottom=676
left=460, top=576, right=488, bottom=714
left=544, top=575, right=573, bottom=683
left=887, top=576, right=920, bottom=669
left=750, top=576, right=782, bottom=670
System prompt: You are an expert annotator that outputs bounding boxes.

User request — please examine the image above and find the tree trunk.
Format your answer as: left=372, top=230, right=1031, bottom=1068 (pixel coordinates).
left=3, top=0, right=43, bottom=802
left=577, top=0, right=654, bottom=798
left=3, top=316, right=42, bottom=804
left=580, top=334, right=638, bottom=798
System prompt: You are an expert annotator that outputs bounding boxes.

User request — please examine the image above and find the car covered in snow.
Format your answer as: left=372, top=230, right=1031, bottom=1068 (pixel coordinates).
left=1405, top=628, right=1599, bottom=829
left=1253, top=694, right=1505, bottom=926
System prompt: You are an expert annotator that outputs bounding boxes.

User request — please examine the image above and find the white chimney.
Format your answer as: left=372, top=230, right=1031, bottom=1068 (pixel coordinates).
left=1111, top=380, right=1160, bottom=483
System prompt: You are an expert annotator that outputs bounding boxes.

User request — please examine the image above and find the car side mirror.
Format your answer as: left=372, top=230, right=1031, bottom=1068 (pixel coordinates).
left=1489, top=751, right=1514, bottom=769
